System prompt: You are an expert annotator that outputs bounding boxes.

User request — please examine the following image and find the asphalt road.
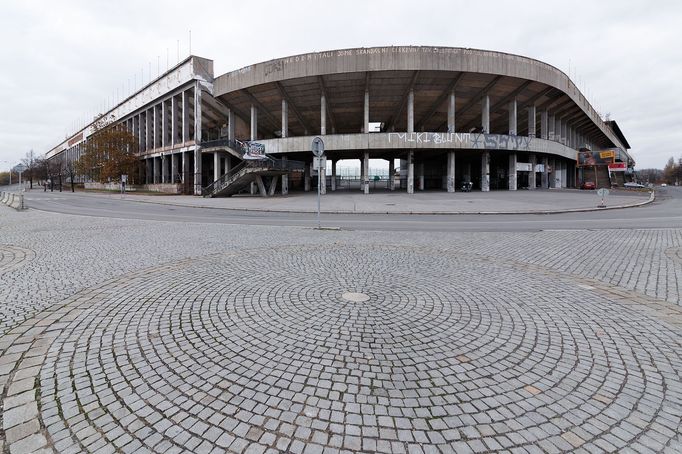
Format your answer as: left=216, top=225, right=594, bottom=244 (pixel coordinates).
left=21, top=186, right=682, bottom=232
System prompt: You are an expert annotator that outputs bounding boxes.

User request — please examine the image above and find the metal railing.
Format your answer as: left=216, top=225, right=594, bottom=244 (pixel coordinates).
left=201, top=138, right=246, bottom=153
left=202, top=157, right=305, bottom=197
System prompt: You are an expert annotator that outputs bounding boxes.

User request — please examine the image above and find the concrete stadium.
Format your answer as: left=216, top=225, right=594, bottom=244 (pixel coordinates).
left=45, top=46, right=633, bottom=197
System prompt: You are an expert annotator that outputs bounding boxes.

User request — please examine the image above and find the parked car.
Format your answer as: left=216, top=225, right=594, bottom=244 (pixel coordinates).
left=624, top=182, right=646, bottom=188
left=661, top=183, right=667, bottom=187
left=580, top=181, right=596, bottom=190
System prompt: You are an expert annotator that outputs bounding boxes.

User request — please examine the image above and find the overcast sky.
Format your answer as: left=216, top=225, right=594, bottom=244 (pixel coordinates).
left=1, top=0, right=680, bottom=169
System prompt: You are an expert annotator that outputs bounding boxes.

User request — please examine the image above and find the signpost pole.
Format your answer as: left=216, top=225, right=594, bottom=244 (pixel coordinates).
left=311, top=137, right=325, bottom=230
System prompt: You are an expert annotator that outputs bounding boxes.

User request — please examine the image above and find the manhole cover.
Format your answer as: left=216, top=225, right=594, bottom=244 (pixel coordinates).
left=341, top=292, right=370, bottom=302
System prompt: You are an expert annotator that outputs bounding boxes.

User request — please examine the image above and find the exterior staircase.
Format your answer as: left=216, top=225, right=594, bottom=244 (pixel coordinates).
left=203, top=156, right=304, bottom=197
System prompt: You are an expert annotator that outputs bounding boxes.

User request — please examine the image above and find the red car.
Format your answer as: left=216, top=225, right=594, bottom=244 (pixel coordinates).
left=581, top=181, right=596, bottom=190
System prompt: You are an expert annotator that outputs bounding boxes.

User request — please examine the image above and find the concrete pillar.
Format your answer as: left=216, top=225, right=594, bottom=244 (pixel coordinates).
left=281, top=156, right=289, bottom=195
left=555, top=117, right=562, bottom=143
left=481, top=95, right=490, bottom=133
left=145, top=158, right=152, bottom=184
left=171, top=96, right=178, bottom=146
left=359, top=158, right=365, bottom=192
left=171, top=153, right=178, bottom=184
left=281, top=99, right=288, bottom=138
left=548, top=114, right=555, bottom=141
left=181, top=152, right=188, bottom=184
left=508, top=153, right=517, bottom=190
left=529, top=154, right=537, bottom=190
left=154, top=156, right=161, bottom=184
left=320, top=163, right=326, bottom=195
left=227, top=109, right=235, bottom=141
left=331, top=159, right=337, bottom=191
left=447, top=90, right=456, bottom=133
left=447, top=151, right=456, bottom=193
left=250, top=105, right=257, bottom=141
left=162, top=101, right=168, bottom=148
left=389, top=159, right=395, bottom=191
left=481, top=151, right=490, bottom=192
left=320, top=95, right=326, bottom=135
left=162, top=155, right=169, bottom=183
left=194, top=84, right=202, bottom=195
left=363, top=89, right=370, bottom=133
left=304, top=163, right=310, bottom=192
left=418, top=162, right=425, bottom=191
left=562, top=121, right=568, bottom=145
left=214, top=152, right=220, bottom=182
left=182, top=91, right=190, bottom=143
left=407, top=150, right=414, bottom=194
left=527, top=105, right=536, bottom=138
left=540, top=110, right=548, bottom=140
left=407, top=89, right=414, bottom=133
left=144, top=109, right=154, bottom=151
left=363, top=152, right=369, bottom=194
left=542, top=156, right=549, bottom=188
left=508, top=99, right=517, bottom=135
left=549, top=158, right=556, bottom=188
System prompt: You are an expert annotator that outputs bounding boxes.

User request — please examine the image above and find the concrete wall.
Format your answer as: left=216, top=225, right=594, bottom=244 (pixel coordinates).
left=257, top=132, right=578, bottom=161
left=0, top=191, right=26, bottom=210
left=84, top=182, right=182, bottom=194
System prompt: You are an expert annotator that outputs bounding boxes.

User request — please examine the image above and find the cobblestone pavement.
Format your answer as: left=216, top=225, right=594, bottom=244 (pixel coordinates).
left=1, top=206, right=681, bottom=453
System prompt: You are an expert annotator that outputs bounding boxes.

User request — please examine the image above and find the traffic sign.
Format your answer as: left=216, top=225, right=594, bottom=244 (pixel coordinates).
left=596, top=188, right=609, bottom=197
left=14, top=163, right=27, bottom=173
left=311, top=137, right=324, bottom=157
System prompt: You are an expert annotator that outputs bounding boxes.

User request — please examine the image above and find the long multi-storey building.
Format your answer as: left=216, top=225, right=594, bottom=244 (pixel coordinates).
left=46, top=47, right=633, bottom=196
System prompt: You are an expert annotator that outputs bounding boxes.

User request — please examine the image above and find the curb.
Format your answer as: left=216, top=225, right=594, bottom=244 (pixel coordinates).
left=120, top=190, right=656, bottom=216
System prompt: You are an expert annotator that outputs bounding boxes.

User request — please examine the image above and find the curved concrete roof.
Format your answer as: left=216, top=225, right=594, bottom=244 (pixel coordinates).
left=214, top=46, right=628, bottom=154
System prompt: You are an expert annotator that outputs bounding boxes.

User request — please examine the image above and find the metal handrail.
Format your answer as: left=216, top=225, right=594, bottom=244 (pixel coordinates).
left=202, top=157, right=305, bottom=197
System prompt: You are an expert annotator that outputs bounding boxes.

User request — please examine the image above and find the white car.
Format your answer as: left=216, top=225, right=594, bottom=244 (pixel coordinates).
left=661, top=183, right=667, bottom=187
left=624, top=182, right=646, bottom=188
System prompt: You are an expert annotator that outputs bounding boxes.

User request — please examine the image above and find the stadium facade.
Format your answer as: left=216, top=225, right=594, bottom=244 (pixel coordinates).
left=45, top=47, right=633, bottom=196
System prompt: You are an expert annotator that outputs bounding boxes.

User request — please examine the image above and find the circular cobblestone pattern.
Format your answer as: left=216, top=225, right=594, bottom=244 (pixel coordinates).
left=39, top=245, right=682, bottom=453
left=0, top=244, right=35, bottom=273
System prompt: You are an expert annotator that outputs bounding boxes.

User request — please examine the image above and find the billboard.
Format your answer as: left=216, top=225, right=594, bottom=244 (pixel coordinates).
left=243, top=142, right=266, bottom=160
left=577, top=150, right=616, bottom=166
left=608, top=162, right=627, bottom=172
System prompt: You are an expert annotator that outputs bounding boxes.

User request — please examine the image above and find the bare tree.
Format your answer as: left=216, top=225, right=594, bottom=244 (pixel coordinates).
left=20, top=150, right=36, bottom=189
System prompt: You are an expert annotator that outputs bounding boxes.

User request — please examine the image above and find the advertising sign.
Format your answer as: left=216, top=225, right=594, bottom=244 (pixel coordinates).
left=243, top=142, right=266, bottom=160
left=577, top=150, right=615, bottom=166
left=608, top=163, right=627, bottom=172
left=516, top=162, right=533, bottom=172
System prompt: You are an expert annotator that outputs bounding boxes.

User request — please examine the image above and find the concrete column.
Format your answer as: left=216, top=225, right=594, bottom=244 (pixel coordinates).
left=447, top=151, right=456, bottom=193
left=194, top=85, right=203, bottom=195
left=359, top=158, right=365, bottom=192
left=447, top=90, right=456, bottom=132
left=181, top=152, right=187, bottom=184
left=389, top=159, right=395, bottom=191
left=527, top=105, right=536, bottom=138
left=529, top=154, right=537, bottom=190
left=540, top=110, right=548, bottom=140
left=331, top=159, right=337, bottom=191
left=304, top=163, right=310, bottom=192
left=542, top=156, right=549, bottom=188
left=281, top=156, right=289, bottom=195
left=555, top=117, right=562, bottom=143
left=227, top=109, right=235, bottom=141
left=145, top=158, right=152, bottom=184
left=363, top=152, right=369, bottom=194
left=163, top=155, right=170, bottom=183
left=407, top=89, right=414, bottom=133
left=154, top=156, right=161, bottom=184
left=250, top=104, right=258, bottom=141
left=317, top=160, right=327, bottom=194
left=508, top=99, right=517, bottom=135
left=214, top=152, right=220, bottom=182
left=549, top=158, right=556, bottom=188
left=508, top=153, right=517, bottom=190
left=363, top=89, right=370, bottom=133
left=171, top=96, right=178, bottom=146
left=481, top=95, right=490, bottom=133
left=281, top=99, right=288, bottom=138
left=162, top=101, right=168, bottom=148
left=182, top=90, right=190, bottom=143
left=481, top=151, right=490, bottom=192
left=145, top=109, right=151, bottom=150
left=407, top=150, right=414, bottom=194
left=418, top=162, right=425, bottom=191
left=548, top=114, right=555, bottom=141
left=562, top=121, right=568, bottom=145
left=320, top=95, right=326, bottom=135
left=171, top=153, right=178, bottom=184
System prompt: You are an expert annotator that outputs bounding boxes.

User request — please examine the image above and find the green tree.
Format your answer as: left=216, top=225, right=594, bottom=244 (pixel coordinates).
left=76, top=115, right=138, bottom=183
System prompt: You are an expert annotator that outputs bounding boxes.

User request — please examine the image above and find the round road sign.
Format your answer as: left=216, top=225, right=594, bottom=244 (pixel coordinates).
left=311, top=137, right=324, bottom=157
left=597, top=188, right=609, bottom=197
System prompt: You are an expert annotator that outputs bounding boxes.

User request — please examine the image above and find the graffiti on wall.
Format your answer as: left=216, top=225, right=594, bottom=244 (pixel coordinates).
left=387, top=132, right=533, bottom=150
